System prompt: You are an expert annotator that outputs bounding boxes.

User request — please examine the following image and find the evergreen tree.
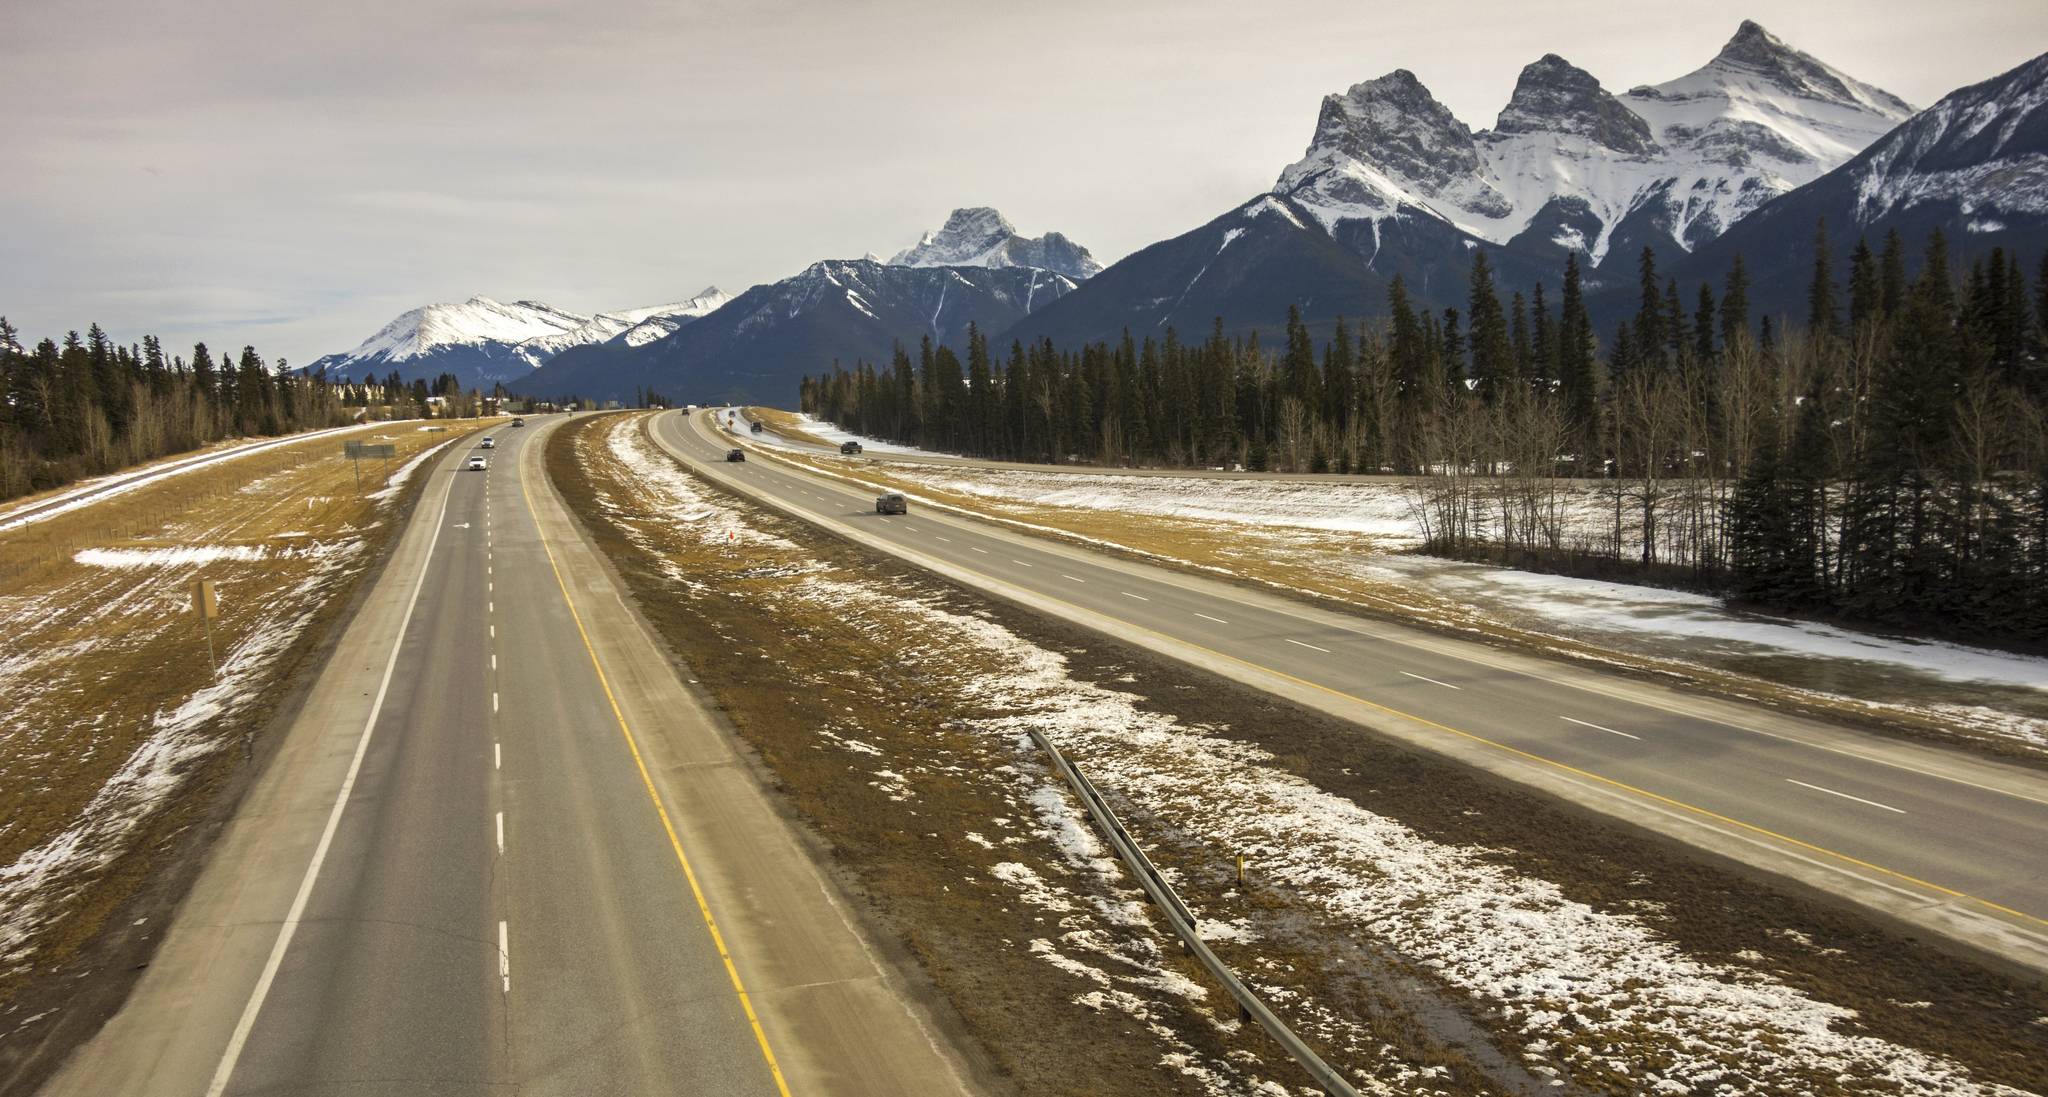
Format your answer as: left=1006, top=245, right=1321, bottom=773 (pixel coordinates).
left=1807, top=219, right=1838, bottom=337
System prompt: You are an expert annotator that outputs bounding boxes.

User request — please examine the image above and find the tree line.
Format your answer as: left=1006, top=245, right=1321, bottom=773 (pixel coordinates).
left=0, top=319, right=494, bottom=502
left=801, top=226, right=2048, bottom=643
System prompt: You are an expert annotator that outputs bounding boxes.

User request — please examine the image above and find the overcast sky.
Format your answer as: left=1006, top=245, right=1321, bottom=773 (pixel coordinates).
left=5, top=0, right=2043, bottom=366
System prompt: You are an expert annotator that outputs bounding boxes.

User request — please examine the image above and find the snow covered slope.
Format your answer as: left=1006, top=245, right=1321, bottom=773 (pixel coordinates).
left=309, top=289, right=733, bottom=387
left=1275, top=21, right=1913, bottom=265
left=892, top=207, right=1103, bottom=280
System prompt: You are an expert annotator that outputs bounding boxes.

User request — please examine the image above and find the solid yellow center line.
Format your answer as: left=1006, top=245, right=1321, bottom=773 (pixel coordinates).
left=519, top=427, right=794, bottom=1097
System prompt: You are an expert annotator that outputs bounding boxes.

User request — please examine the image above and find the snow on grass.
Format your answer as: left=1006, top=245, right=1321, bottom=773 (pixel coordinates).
left=752, top=413, right=961, bottom=457
left=0, top=423, right=380, bottom=533
left=366, top=435, right=462, bottom=503
left=0, top=539, right=363, bottom=972
left=955, top=638, right=2030, bottom=1095
left=609, top=418, right=2033, bottom=1096
left=852, top=460, right=2048, bottom=748
left=882, top=464, right=1423, bottom=537
left=73, top=545, right=271, bottom=569
left=1363, top=554, right=2048, bottom=694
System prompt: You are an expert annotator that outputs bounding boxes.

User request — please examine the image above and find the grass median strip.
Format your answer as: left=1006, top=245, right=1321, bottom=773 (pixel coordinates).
left=553, top=412, right=2047, bottom=1097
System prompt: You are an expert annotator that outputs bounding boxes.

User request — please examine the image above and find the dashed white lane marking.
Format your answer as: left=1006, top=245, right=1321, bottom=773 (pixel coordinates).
left=494, top=742, right=501, bottom=770
left=491, top=653, right=498, bottom=671
left=495, top=811, right=504, bottom=854
left=903, top=525, right=920, bottom=533
left=1787, top=778, right=1908, bottom=814
left=490, top=624, right=495, bottom=639
left=1121, top=591, right=1150, bottom=602
left=936, top=536, right=953, bottom=543
left=970, top=546, right=989, bottom=554
left=1194, top=612, right=1229, bottom=625
left=489, top=601, right=494, bottom=614
left=1284, top=638, right=1331, bottom=653
left=1563, top=715, right=1641, bottom=741
left=492, top=692, right=500, bottom=713
left=1011, top=559, right=1033, bottom=568
left=1061, top=574, right=1086, bottom=583
left=1400, top=671, right=1462, bottom=690
left=498, top=921, right=510, bottom=993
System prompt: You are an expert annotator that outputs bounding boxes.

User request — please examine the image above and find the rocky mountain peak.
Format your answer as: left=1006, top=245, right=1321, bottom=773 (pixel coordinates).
left=891, top=207, right=1101, bottom=279
left=1493, top=54, right=1658, bottom=156
left=1692, top=19, right=1914, bottom=116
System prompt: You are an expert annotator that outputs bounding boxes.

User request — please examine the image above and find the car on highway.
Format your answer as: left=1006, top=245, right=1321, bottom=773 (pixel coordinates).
left=466, top=456, right=487, bottom=471
left=511, top=418, right=525, bottom=427
left=726, top=448, right=746, bottom=462
left=750, top=421, right=764, bottom=433
left=840, top=441, right=863, bottom=455
left=875, top=492, right=907, bottom=515
left=480, top=437, right=495, bottom=448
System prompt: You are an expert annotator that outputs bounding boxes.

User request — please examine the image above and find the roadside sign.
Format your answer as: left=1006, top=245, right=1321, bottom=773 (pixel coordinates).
left=191, top=579, right=219, bottom=619
left=342, top=441, right=398, bottom=489
left=192, top=579, right=220, bottom=671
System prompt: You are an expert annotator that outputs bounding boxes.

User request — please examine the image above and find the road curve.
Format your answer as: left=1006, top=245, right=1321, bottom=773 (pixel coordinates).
left=660, top=407, right=2048, bottom=976
left=41, top=414, right=974, bottom=1097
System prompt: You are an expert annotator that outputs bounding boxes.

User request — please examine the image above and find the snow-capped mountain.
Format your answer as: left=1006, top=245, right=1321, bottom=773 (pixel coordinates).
left=517, top=287, right=736, bottom=362
left=1679, top=49, right=2048, bottom=312
left=1276, top=21, right=1913, bottom=265
left=1017, top=20, right=1928, bottom=350
left=312, top=296, right=590, bottom=378
left=892, top=207, right=1103, bottom=279
left=518, top=260, right=1078, bottom=405
left=310, top=289, right=732, bottom=388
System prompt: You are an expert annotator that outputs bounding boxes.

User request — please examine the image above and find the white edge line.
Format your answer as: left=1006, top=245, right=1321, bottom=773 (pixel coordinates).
left=205, top=446, right=457, bottom=1097
left=1786, top=778, right=1908, bottom=814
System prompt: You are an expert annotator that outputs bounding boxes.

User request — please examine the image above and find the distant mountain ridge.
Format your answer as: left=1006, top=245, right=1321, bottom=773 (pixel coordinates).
left=514, top=259, right=1077, bottom=404
left=307, top=288, right=731, bottom=388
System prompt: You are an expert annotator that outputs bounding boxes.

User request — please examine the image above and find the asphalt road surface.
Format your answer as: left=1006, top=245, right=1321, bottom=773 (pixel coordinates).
left=662, top=407, right=2048, bottom=974
left=43, top=415, right=972, bottom=1097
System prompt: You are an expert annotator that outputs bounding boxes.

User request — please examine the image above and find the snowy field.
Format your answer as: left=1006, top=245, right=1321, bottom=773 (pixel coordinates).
left=0, top=431, right=459, bottom=991
left=791, top=456, right=2048, bottom=754
left=601, top=415, right=2036, bottom=1097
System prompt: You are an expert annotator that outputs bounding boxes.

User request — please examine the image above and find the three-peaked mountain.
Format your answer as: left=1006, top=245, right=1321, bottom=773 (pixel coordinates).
left=1015, top=20, right=1919, bottom=347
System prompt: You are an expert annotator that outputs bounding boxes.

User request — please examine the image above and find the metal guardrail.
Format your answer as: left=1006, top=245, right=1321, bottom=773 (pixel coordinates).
left=1024, top=728, right=1361, bottom=1097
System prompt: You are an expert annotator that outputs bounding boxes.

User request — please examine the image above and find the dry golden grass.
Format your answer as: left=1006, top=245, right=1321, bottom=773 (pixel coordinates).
left=0, top=420, right=500, bottom=1009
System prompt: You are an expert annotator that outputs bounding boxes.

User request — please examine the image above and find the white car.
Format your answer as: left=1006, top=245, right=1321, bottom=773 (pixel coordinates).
left=466, top=456, right=487, bottom=471
left=480, top=438, right=495, bottom=449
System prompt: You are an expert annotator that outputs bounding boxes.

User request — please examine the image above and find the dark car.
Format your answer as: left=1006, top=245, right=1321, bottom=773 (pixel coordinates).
left=875, top=492, right=907, bottom=515
left=750, top=421, right=764, bottom=433
left=726, top=448, right=746, bottom=462
left=840, top=441, right=863, bottom=455
left=511, top=418, right=525, bottom=427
